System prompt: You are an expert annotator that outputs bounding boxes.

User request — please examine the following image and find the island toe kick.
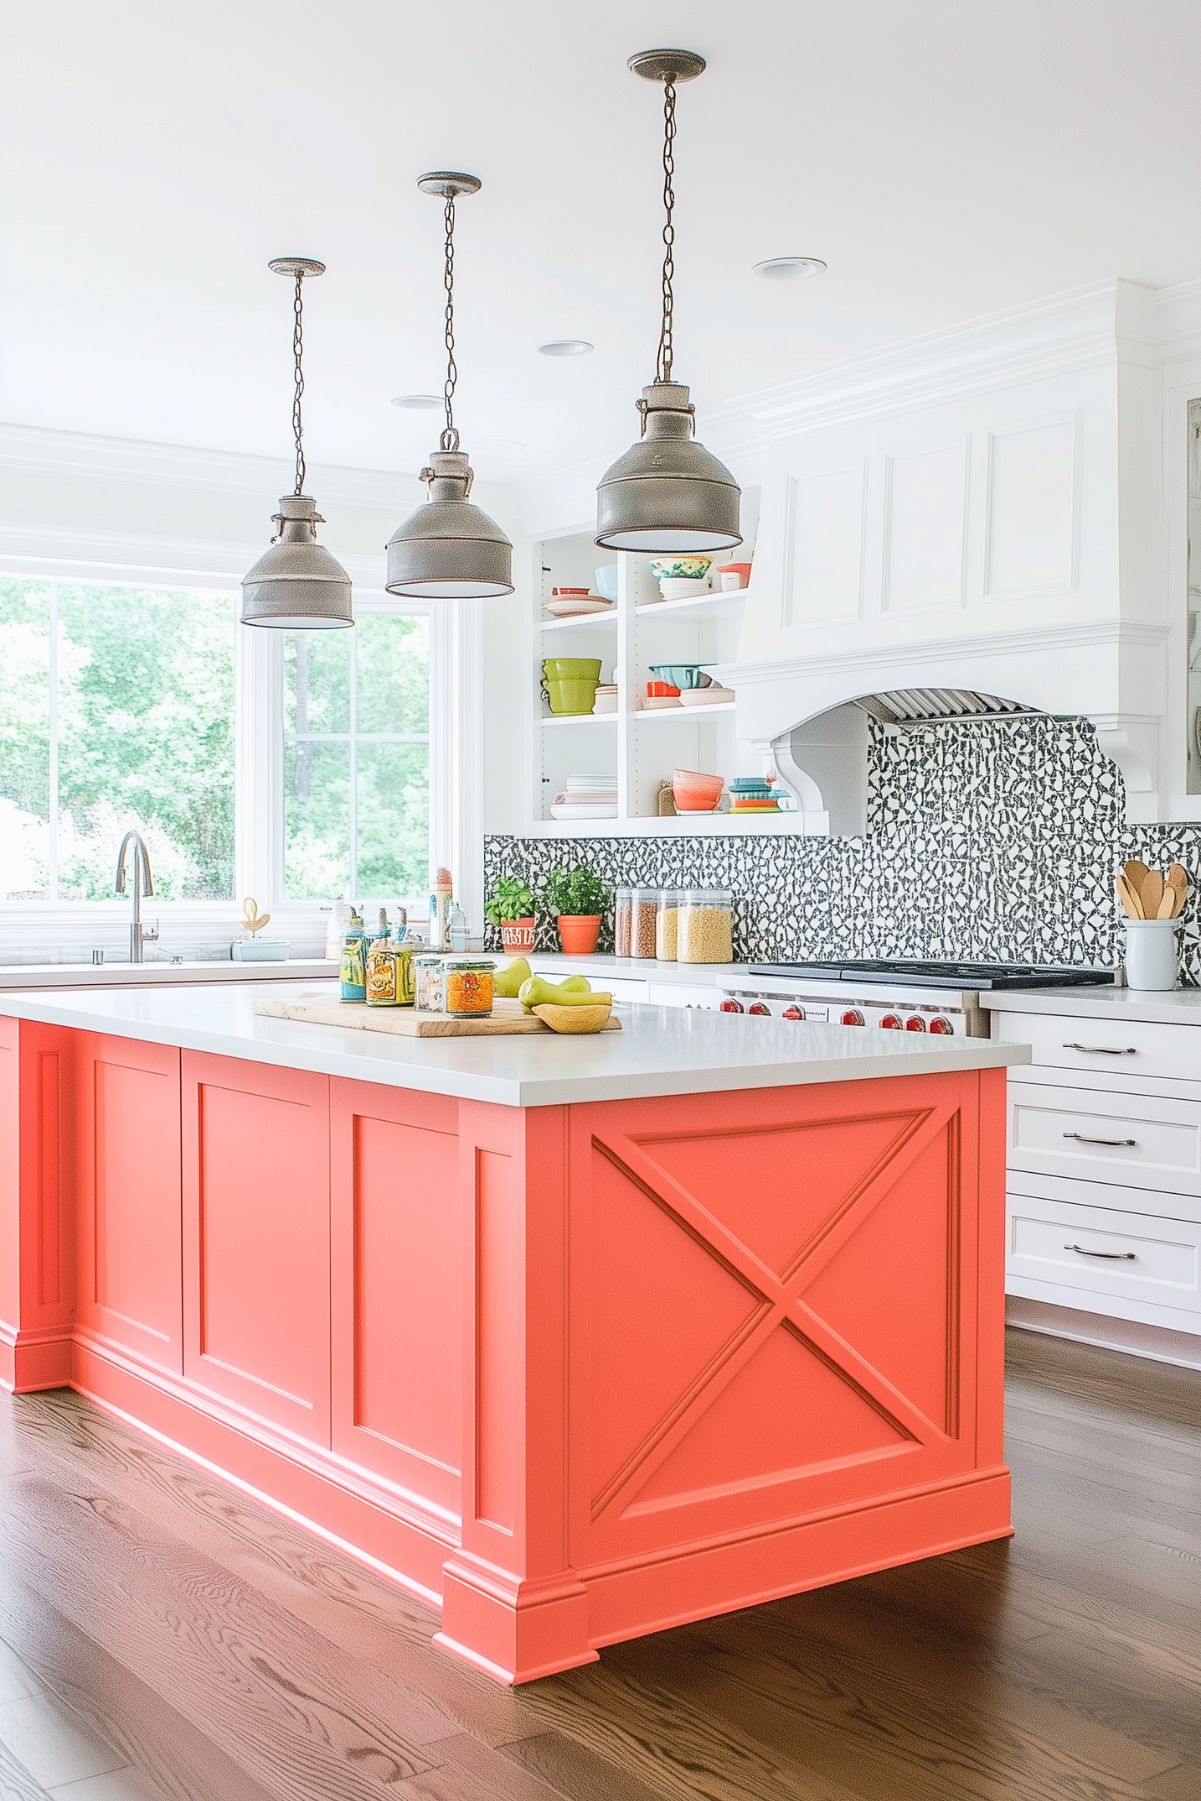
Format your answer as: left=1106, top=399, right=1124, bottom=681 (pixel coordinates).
left=0, top=1016, right=1011, bottom=1683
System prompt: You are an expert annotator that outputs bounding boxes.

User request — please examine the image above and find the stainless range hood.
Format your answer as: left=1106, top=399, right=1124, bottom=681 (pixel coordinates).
left=851, top=687, right=1050, bottom=729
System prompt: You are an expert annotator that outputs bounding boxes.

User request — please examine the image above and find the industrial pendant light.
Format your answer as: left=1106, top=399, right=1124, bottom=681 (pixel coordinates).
left=242, top=258, right=353, bottom=629
left=596, top=51, right=741, bottom=554
left=386, top=173, right=513, bottom=599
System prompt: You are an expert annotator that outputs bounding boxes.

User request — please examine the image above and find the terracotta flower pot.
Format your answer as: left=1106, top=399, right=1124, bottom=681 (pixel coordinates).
left=500, top=917, right=535, bottom=954
left=557, top=914, right=601, bottom=955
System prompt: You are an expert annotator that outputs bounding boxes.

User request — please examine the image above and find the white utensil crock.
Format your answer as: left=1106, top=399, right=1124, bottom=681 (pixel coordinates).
left=1123, top=918, right=1181, bottom=991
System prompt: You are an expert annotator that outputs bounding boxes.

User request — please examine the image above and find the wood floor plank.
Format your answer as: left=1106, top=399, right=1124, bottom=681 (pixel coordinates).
left=399, top=1733, right=578, bottom=1801
left=0, top=1738, right=51, bottom=1801
left=1142, top=1762, right=1201, bottom=1801
left=0, top=1567, right=274, bottom=1801
left=0, top=1474, right=444, bottom=1801
left=499, top=1730, right=676, bottom=1801
left=5, top=1394, right=527, bottom=1750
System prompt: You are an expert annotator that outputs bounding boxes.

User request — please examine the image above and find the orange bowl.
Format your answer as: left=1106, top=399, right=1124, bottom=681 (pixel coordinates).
left=672, top=768, right=725, bottom=811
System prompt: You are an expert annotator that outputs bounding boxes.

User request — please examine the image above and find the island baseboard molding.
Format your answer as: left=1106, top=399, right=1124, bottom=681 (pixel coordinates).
left=0, top=1014, right=1012, bottom=1683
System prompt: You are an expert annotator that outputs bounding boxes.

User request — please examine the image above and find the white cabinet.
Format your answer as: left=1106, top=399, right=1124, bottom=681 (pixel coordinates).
left=993, top=1004, right=1201, bottom=1343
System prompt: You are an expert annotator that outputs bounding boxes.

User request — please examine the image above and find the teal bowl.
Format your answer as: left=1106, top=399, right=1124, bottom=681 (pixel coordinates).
left=649, top=663, right=713, bottom=690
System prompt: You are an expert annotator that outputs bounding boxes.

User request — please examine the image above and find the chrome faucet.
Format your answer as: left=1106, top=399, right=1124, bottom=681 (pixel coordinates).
left=114, top=830, right=158, bottom=963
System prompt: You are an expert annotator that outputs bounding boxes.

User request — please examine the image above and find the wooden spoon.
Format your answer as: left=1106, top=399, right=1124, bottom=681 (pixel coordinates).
left=1140, top=869, right=1165, bottom=919
left=1124, top=858, right=1151, bottom=894
left=1115, top=873, right=1142, bottom=919
left=1167, top=863, right=1189, bottom=918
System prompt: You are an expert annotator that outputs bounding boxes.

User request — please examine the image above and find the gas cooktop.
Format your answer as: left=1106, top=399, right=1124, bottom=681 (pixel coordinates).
left=746, top=961, right=1117, bottom=992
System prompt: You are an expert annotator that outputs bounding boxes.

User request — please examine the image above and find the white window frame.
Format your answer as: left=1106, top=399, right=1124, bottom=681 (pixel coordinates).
left=239, top=590, right=455, bottom=924
left=0, top=556, right=481, bottom=958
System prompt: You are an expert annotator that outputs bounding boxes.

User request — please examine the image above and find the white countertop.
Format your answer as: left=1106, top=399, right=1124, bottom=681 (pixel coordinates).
left=0, top=980, right=1028, bottom=1108
left=982, top=984, right=1201, bottom=1027
left=0, top=958, right=337, bottom=991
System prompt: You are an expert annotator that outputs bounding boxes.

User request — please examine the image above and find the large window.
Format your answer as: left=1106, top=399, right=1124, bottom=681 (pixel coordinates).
left=282, top=612, right=432, bottom=903
left=0, top=575, right=439, bottom=916
left=0, top=577, right=236, bottom=901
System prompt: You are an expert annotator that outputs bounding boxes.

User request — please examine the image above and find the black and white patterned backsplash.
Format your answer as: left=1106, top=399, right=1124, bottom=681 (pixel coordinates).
left=485, top=718, right=1201, bottom=982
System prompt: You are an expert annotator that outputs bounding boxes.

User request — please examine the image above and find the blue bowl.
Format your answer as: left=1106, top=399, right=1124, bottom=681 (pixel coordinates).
left=649, top=663, right=712, bottom=690
left=594, top=564, right=619, bottom=601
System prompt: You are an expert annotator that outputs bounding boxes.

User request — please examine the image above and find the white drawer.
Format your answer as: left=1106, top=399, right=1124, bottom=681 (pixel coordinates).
left=993, top=1009, right=1201, bottom=1085
left=1007, top=1188, right=1201, bottom=1318
left=1008, top=1083, right=1201, bottom=1196
left=1008, top=1164, right=1201, bottom=1226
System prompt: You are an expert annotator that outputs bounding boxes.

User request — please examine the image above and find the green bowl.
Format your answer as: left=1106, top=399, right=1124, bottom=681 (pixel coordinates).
left=545, top=677, right=601, bottom=715
left=542, top=657, right=602, bottom=680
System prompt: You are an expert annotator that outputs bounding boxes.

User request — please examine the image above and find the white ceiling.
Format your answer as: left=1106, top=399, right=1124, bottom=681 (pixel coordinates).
left=4, top=0, right=1200, bottom=486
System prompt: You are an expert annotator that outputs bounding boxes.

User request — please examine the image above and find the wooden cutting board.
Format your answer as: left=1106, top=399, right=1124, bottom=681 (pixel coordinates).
left=254, top=992, right=621, bottom=1037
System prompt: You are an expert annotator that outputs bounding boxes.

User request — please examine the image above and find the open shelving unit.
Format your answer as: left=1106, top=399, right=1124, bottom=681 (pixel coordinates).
left=529, top=498, right=809, bottom=837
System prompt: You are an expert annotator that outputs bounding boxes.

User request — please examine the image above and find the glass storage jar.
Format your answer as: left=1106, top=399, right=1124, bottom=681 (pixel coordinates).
left=614, top=886, right=634, bottom=959
left=443, top=957, right=495, bottom=1017
left=631, top=886, right=659, bottom=960
left=677, top=888, right=734, bottom=964
left=655, top=889, right=680, bottom=962
left=413, top=953, right=446, bottom=1013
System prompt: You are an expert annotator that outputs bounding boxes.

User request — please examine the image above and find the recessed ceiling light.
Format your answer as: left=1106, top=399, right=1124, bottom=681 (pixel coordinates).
left=391, top=393, right=442, bottom=410
left=538, top=339, right=594, bottom=357
left=753, top=257, right=828, bottom=281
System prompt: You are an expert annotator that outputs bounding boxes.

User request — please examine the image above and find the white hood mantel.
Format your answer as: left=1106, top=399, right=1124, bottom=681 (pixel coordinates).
left=712, top=617, right=1172, bottom=834
left=696, top=276, right=1201, bottom=831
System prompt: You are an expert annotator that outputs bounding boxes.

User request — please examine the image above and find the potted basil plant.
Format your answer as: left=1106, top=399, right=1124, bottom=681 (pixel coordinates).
left=484, top=876, right=537, bottom=954
left=543, top=865, right=613, bottom=956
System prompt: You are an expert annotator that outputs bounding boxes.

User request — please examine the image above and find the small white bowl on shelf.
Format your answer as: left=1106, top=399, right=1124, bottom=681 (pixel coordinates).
left=658, top=576, right=712, bottom=600
left=679, top=685, right=735, bottom=707
left=544, top=595, right=614, bottom=618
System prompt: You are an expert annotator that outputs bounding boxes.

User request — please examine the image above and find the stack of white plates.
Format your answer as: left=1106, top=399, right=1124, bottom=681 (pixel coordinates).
left=550, top=773, right=618, bottom=821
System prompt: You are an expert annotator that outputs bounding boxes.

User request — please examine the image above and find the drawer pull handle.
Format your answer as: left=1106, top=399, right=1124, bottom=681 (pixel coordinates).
left=1062, top=1131, right=1137, bottom=1148
left=1065, top=1243, right=1137, bottom=1261
left=1062, top=1042, right=1137, bottom=1056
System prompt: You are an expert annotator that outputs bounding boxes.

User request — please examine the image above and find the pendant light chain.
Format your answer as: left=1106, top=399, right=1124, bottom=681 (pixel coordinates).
left=441, top=195, right=460, bottom=453
left=290, top=272, right=307, bottom=496
left=656, top=78, right=678, bottom=385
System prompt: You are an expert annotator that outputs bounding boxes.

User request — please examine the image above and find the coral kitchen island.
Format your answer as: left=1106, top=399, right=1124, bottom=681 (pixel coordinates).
left=0, top=985, right=1027, bottom=1683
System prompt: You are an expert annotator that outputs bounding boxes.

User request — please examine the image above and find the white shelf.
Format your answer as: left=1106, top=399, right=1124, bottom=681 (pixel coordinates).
left=634, top=701, right=736, bottom=722
left=527, top=812, right=806, bottom=838
left=540, top=609, right=617, bottom=632
left=541, top=712, right=617, bottom=728
left=635, top=586, right=750, bottom=622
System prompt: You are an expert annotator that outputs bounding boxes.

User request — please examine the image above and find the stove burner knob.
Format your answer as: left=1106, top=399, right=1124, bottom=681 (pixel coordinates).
left=904, top=1015, right=927, bottom=1032
left=879, top=1013, right=902, bottom=1030
left=840, top=1009, right=865, bottom=1026
left=781, top=1005, right=805, bottom=1021
left=929, top=1016, right=954, bottom=1035
left=747, top=1002, right=771, bottom=1016
left=720, top=999, right=744, bottom=1013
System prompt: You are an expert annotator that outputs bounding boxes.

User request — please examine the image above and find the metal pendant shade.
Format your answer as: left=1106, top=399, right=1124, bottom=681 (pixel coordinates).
left=242, top=494, right=353, bottom=628
left=386, top=173, right=513, bottom=599
left=596, top=51, right=741, bottom=555
left=242, top=258, right=353, bottom=629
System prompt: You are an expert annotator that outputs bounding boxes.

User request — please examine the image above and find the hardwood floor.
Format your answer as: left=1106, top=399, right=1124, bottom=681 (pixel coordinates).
left=0, top=1328, right=1196, bottom=1800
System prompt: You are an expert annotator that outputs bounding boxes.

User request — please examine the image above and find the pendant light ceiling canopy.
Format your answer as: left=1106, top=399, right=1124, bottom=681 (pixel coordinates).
left=242, top=258, right=353, bottom=629
left=386, top=172, right=514, bottom=599
left=596, top=50, right=741, bottom=556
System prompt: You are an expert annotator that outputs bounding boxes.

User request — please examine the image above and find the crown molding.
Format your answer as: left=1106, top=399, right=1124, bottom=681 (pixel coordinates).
left=704, top=282, right=1128, bottom=455
left=0, top=521, right=389, bottom=592
left=0, top=422, right=420, bottom=512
